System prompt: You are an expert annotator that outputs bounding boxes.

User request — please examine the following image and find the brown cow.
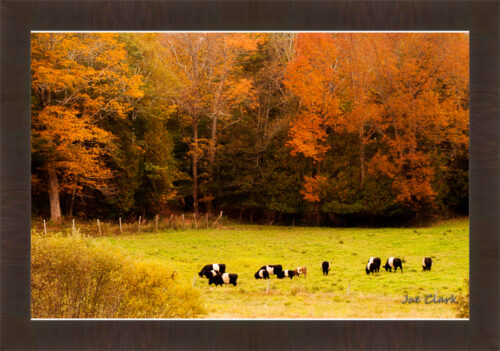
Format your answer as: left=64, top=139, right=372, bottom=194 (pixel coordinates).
left=294, top=266, right=307, bottom=277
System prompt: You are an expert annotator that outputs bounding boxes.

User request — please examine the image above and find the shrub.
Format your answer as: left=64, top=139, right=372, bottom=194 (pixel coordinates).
left=455, top=278, right=469, bottom=318
left=31, top=233, right=206, bottom=318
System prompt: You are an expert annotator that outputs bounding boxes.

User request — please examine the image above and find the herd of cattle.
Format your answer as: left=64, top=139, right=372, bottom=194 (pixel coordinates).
left=198, top=256, right=433, bottom=287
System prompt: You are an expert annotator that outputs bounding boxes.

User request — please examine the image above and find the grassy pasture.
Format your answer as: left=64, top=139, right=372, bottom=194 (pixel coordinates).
left=98, top=218, right=468, bottom=318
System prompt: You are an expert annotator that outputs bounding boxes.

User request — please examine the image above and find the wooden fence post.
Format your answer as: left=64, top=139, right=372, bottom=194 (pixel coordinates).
left=119, top=217, right=123, bottom=235
left=138, top=216, right=141, bottom=233
left=170, top=214, right=174, bottom=229
left=181, top=213, right=185, bottom=228
left=43, top=219, right=47, bottom=235
left=155, top=214, right=159, bottom=232
left=97, top=219, right=102, bottom=236
left=205, top=213, right=209, bottom=228
left=193, top=213, right=198, bottom=229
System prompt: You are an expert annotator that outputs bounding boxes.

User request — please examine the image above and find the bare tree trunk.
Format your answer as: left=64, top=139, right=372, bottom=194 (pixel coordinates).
left=360, top=126, right=365, bottom=187
left=68, top=182, right=77, bottom=218
left=316, top=204, right=321, bottom=227
left=314, top=161, right=322, bottom=227
left=206, top=114, right=218, bottom=216
left=192, top=117, right=199, bottom=217
left=212, top=210, right=223, bottom=227
left=47, top=165, right=61, bottom=222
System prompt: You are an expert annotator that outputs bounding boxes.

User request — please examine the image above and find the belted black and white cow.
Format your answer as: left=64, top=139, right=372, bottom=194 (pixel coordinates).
left=384, top=257, right=403, bottom=272
left=208, top=273, right=238, bottom=286
left=365, top=257, right=381, bottom=275
left=254, top=269, right=270, bottom=279
left=259, top=265, right=283, bottom=275
left=198, top=263, right=226, bottom=278
left=276, top=270, right=297, bottom=279
left=202, top=270, right=219, bottom=279
left=422, top=257, right=432, bottom=271
left=322, top=261, right=331, bottom=275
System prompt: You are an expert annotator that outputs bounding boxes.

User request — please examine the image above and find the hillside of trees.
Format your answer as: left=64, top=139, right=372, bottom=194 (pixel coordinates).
left=31, top=33, right=469, bottom=226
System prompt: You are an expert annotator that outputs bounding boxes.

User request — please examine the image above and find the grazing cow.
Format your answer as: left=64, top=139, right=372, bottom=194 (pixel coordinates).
left=198, top=263, right=226, bottom=278
left=294, top=266, right=308, bottom=277
left=259, top=265, right=283, bottom=275
left=422, top=257, right=432, bottom=271
left=365, top=257, right=381, bottom=274
left=201, top=269, right=219, bottom=279
left=384, top=257, right=403, bottom=272
left=366, top=262, right=375, bottom=275
left=322, top=261, right=331, bottom=275
left=209, top=273, right=238, bottom=286
left=254, top=269, right=270, bottom=279
left=277, top=270, right=297, bottom=279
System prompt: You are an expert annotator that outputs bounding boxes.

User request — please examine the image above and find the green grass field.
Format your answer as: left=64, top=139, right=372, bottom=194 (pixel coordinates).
left=98, top=218, right=468, bottom=318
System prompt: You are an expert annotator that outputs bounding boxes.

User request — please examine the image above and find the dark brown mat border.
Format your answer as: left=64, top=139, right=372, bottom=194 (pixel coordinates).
left=1, top=1, right=498, bottom=349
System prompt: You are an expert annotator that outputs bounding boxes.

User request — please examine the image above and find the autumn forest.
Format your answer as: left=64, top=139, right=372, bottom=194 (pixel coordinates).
left=31, top=32, right=469, bottom=226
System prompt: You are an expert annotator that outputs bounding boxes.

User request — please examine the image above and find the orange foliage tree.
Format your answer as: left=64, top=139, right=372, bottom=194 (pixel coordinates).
left=367, top=33, right=469, bottom=209
left=31, top=33, right=144, bottom=221
left=285, top=33, right=468, bottom=216
left=284, top=34, right=344, bottom=206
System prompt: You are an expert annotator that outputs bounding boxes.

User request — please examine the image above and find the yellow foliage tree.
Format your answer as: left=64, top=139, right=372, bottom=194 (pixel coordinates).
left=31, top=33, right=144, bottom=221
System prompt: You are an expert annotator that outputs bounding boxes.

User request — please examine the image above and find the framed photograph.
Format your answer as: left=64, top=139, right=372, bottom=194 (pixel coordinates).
left=1, top=1, right=498, bottom=349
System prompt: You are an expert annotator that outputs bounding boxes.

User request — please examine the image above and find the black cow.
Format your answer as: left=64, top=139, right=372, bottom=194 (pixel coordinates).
left=203, top=270, right=219, bottom=279
left=365, top=257, right=381, bottom=275
left=198, top=263, right=226, bottom=278
left=254, top=269, right=270, bottom=279
left=422, top=257, right=432, bottom=271
left=322, top=261, right=331, bottom=275
left=384, top=257, right=403, bottom=272
left=276, top=270, right=297, bottom=279
left=208, top=273, right=238, bottom=286
left=259, top=265, right=283, bottom=275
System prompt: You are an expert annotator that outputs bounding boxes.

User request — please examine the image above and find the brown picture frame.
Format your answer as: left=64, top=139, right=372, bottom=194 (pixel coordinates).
left=1, top=1, right=498, bottom=349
